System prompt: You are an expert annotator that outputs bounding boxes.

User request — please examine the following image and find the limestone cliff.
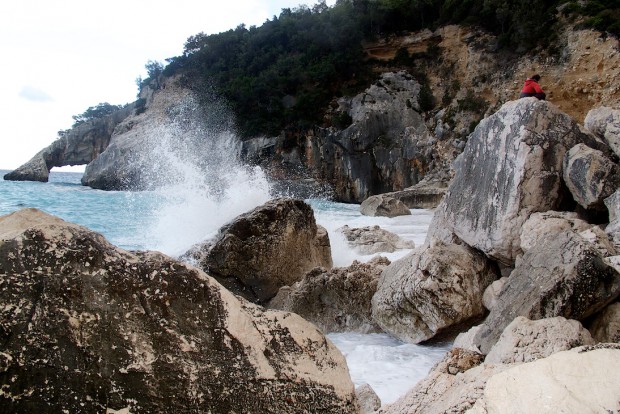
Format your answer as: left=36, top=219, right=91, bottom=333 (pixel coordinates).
left=3, top=105, right=133, bottom=182
left=5, top=24, right=620, bottom=200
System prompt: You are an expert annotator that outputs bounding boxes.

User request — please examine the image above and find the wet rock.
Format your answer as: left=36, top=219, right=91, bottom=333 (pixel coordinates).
left=474, top=230, right=620, bottom=354
left=339, top=225, right=415, bottom=255
left=269, top=257, right=390, bottom=334
left=360, top=195, right=412, bottom=218
left=197, top=198, right=332, bottom=304
left=563, top=143, right=620, bottom=210
left=372, top=242, right=498, bottom=343
left=0, top=208, right=357, bottom=413
left=485, top=316, right=595, bottom=364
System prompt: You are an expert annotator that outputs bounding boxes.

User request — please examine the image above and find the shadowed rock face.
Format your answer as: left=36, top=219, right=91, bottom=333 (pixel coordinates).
left=3, top=105, right=133, bottom=182
left=0, top=208, right=357, bottom=413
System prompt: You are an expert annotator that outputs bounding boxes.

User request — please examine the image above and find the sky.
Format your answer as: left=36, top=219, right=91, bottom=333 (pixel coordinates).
left=0, top=0, right=336, bottom=171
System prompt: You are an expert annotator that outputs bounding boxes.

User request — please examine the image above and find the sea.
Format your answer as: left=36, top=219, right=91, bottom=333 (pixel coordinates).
left=0, top=168, right=450, bottom=405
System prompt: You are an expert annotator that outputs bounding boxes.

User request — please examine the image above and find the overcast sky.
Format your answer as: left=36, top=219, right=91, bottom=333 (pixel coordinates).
left=0, top=0, right=335, bottom=170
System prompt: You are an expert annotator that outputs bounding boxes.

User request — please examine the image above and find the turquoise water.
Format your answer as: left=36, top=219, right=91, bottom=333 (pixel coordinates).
left=0, top=170, right=157, bottom=250
left=0, top=169, right=447, bottom=405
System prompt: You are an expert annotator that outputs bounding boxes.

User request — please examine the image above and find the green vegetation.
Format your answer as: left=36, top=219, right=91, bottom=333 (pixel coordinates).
left=71, top=103, right=124, bottom=127
left=154, top=0, right=618, bottom=139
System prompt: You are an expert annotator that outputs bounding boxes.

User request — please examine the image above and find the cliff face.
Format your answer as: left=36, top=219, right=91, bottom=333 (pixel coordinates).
left=243, top=25, right=620, bottom=203
left=5, top=24, right=620, bottom=199
left=3, top=105, right=133, bottom=182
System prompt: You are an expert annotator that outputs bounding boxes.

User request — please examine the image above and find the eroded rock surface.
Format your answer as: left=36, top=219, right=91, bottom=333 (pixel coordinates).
left=269, top=257, right=390, bottom=334
left=427, top=99, right=598, bottom=265
left=372, top=243, right=498, bottom=343
left=360, top=195, right=412, bottom=218
left=199, top=198, right=332, bottom=304
left=339, top=225, right=415, bottom=255
left=0, top=208, right=357, bottom=413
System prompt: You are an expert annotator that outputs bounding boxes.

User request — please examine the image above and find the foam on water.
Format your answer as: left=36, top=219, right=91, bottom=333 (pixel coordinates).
left=327, top=333, right=451, bottom=405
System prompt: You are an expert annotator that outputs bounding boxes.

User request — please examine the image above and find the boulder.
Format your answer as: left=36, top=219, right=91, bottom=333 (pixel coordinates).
left=200, top=198, right=332, bottom=304
left=474, top=230, right=620, bottom=354
left=588, top=302, right=620, bottom=343
left=269, top=257, right=389, bottom=334
left=377, top=348, right=507, bottom=414
left=382, top=181, right=447, bottom=209
left=360, top=195, right=412, bottom=218
left=468, top=344, right=620, bottom=414
left=520, top=211, right=616, bottom=257
left=427, top=99, right=598, bottom=265
left=339, top=225, right=415, bottom=255
left=563, top=143, right=620, bottom=210
left=356, top=383, right=382, bottom=414
left=0, top=208, right=357, bottom=413
left=584, top=106, right=620, bottom=158
left=453, top=325, right=483, bottom=353
left=482, top=277, right=507, bottom=311
left=485, top=316, right=595, bottom=365
left=372, top=242, right=498, bottom=343
left=605, top=190, right=620, bottom=249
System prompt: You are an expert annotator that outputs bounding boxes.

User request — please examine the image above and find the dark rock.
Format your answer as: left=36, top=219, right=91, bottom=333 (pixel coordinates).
left=563, top=143, right=620, bottom=210
left=4, top=105, right=133, bottom=182
left=199, top=198, right=332, bottom=304
left=0, top=208, right=357, bottom=413
left=268, top=257, right=390, bottom=334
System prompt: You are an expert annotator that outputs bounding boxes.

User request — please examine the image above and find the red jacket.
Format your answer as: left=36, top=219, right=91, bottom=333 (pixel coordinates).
left=521, top=78, right=544, bottom=94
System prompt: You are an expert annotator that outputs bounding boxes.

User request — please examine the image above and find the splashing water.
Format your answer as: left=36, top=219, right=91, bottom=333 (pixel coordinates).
left=134, top=97, right=272, bottom=256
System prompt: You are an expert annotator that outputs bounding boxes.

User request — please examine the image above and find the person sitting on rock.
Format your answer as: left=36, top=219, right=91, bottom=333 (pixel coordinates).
left=519, top=74, right=546, bottom=100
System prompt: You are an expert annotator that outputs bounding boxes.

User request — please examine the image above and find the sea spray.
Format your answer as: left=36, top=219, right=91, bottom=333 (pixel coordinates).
left=131, top=96, right=272, bottom=256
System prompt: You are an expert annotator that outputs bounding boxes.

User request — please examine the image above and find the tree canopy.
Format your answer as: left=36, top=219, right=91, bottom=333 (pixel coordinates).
left=158, top=0, right=618, bottom=139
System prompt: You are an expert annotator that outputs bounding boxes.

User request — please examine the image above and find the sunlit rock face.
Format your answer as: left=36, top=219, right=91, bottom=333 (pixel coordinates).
left=0, top=208, right=357, bottom=413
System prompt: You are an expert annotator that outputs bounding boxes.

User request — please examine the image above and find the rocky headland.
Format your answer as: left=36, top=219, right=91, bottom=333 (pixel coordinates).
left=2, top=18, right=620, bottom=414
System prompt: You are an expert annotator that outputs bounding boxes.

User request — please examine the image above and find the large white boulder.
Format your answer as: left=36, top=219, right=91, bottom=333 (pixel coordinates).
left=372, top=242, right=498, bottom=343
left=427, top=99, right=599, bottom=265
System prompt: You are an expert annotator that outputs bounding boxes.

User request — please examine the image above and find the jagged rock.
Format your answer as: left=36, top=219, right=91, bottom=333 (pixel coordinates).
left=468, top=345, right=620, bottom=414
left=482, top=277, right=507, bottom=311
left=338, top=225, right=415, bottom=254
left=198, top=198, right=332, bottom=304
left=371, top=242, right=498, bottom=343
left=3, top=105, right=133, bottom=182
left=584, top=106, right=620, bottom=158
left=520, top=211, right=616, bottom=257
left=0, top=208, right=357, bottom=413
left=563, top=143, right=620, bottom=210
left=485, top=316, right=595, bottom=365
left=588, top=302, right=620, bottom=343
left=605, top=190, right=620, bottom=249
left=356, top=383, right=382, bottom=414
left=302, top=71, right=437, bottom=203
left=360, top=195, right=412, bottom=218
left=268, top=257, right=389, bottom=334
left=474, top=230, right=620, bottom=355
left=427, top=99, right=599, bottom=266
left=377, top=348, right=505, bottom=414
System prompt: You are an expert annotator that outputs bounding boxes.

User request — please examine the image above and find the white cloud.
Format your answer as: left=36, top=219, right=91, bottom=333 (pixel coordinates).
left=18, top=86, right=54, bottom=102
left=0, top=0, right=336, bottom=169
